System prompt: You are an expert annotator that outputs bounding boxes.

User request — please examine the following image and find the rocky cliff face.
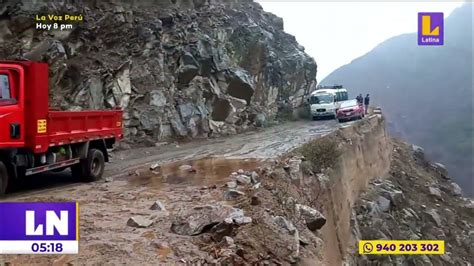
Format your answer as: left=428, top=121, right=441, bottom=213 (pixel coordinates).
left=0, top=0, right=317, bottom=143
left=350, top=139, right=473, bottom=265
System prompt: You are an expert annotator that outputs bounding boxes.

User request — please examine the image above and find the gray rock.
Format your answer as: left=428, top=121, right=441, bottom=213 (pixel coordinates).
left=380, top=189, right=405, bottom=208
left=250, top=171, right=259, bottom=184
left=235, top=174, right=251, bottom=184
left=428, top=186, right=443, bottom=200
left=450, top=182, right=462, bottom=196
left=287, top=158, right=302, bottom=181
left=226, top=69, right=255, bottom=104
left=220, top=236, right=235, bottom=247
left=273, top=216, right=297, bottom=235
left=179, top=164, right=193, bottom=171
left=376, top=196, right=391, bottom=212
left=149, top=90, right=167, bottom=107
left=170, top=114, right=188, bottom=137
left=411, top=144, right=425, bottom=160
left=171, top=205, right=243, bottom=235
left=210, top=219, right=234, bottom=242
left=431, top=162, right=449, bottom=178
left=178, top=103, right=196, bottom=121
left=150, top=163, right=160, bottom=170
left=226, top=181, right=237, bottom=189
left=178, top=64, right=199, bottom=84
left=296, top=204, right=326, bottom=231
left=224, top=189, right=245, bottom=200
left=233, top=216, right=252, bottom=225
left=127, top=216, right=153, bottom=228
left=422, top=209, right=442, bottom=227
left=150, top=200, right=166, bottom=211
left=255, top=113, right=267, bottom=128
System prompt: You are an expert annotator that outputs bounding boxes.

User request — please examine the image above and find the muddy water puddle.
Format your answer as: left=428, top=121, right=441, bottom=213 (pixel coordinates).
left=127, top=157, right=263, bottom=187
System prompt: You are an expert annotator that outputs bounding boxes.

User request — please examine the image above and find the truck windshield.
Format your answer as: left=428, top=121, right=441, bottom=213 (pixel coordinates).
left=310, top=94, right=333, bottom=104
left=0, top=74, right=16, bottom=105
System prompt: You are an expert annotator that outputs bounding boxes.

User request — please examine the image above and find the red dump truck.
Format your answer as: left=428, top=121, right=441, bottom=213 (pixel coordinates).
left=0, top=61, right=123, bottom=195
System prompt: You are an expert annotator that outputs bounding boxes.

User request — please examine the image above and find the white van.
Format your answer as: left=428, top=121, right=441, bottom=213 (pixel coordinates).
left=309, top=87, right=348, bottom=120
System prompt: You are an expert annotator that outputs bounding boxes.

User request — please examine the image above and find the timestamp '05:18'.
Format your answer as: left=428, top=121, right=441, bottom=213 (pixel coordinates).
left=31, top=242, right=63, bottom=253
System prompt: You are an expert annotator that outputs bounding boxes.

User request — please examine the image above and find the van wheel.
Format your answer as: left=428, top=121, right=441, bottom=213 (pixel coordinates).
left=0, top=162, right=9, bottom=196
left=312, top=116, right=318, bottom=121
left=72, top=149, right=105, bottom=182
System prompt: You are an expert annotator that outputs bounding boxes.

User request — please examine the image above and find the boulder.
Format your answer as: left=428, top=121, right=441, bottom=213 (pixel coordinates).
left=287, top=158, right=302, bottom=181
left=220, top=236, right=235, bottom=247
left=226, top=69, right=255, bottom=104
left=150, top=200, right=166, bottom=211
left=127, top=216, right=154, bottom=228
left=411, top=144, right=425, bottom=161
left=149, top=90, right=167, bottom=107
left=273, top=216, right=297, bottom=235
left=431, top=162, right=449, bottom=178
left=422, top=209, right=442, bottom=227
left=235, top=174, right=251, bottom=184
left=380, top=189, right=405, bottom=208
left=226, top=181, right=237, bottom=189
left=296, top=204, right=326, bottom=231
left=150, top=163, right=160, bottom=170
left=250, top=171, right=259, bottom=184
left=449, top=182, right=462, bottom=196
left=254, top=113, right=267, bottom=128
left=376, top=196, right=391, bottom=212
left=233, top=216, right=252, bottom=225
left=210, top=219, right=234, bottom=242
left=170, top=114, right=188, bottom=137
left=171, top=205, right=243, bottom=235
left=106, top=63, right=132, bottom=108
left=178, top=65, right=199, bottom=85
left=428, top=186, right=443, bottom=200
left=224, top=189, right=245, bottom=200
left=211, top=98, right=232, bottom=121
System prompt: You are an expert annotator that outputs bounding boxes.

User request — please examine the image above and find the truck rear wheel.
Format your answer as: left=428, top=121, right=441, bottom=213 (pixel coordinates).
left=0, top=161, right=9, bottom=195
left=72, top=149, right=105, bottom=182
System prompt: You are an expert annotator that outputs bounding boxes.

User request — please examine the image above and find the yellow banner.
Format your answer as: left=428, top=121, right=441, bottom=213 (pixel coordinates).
left=359, top=240, right=445, bottom=255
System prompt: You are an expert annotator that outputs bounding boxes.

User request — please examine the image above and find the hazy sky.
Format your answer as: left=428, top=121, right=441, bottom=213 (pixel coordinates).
left=257, top=1, right=464, bottom=80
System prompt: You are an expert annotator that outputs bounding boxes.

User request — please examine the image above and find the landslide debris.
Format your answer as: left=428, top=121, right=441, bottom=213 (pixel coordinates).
left=0, top=0, right=317, bottom=144
left=351, top=139, right=473, bottom=265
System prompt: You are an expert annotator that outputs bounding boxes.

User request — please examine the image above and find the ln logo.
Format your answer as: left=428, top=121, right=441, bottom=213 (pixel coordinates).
left=0, top=202, right=78, bottom=241
left=418, top=12, right=444, bottom=45
left=25, top=210, right=69, bottom=236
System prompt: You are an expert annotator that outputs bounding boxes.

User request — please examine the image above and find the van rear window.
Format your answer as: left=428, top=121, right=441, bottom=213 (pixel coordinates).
left=0, top=74, right=11, bottom=99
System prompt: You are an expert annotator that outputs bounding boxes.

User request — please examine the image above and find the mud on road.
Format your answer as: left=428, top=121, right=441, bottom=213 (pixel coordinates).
left=0, top=119, right=342, bottom=265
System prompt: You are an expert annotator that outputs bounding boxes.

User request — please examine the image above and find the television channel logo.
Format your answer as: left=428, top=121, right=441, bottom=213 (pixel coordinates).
left=0, top=202, right=79, bottom=254
left=418, top=12, right=444, bottom=45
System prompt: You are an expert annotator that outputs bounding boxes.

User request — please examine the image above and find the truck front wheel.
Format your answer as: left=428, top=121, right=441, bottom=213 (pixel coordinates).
left=0, top=161, right=9, bottom=195
left=72, top=149, right=105, bottom=182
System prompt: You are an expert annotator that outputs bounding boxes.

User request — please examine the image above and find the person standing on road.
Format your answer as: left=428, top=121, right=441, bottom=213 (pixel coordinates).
left=364, top=94, right=370, bottom=114
left=356, top=94, right=363, bottom=105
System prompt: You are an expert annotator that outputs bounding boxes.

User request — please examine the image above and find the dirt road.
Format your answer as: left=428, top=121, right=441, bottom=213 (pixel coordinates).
left=4, top=119, right=339, bottom=198
left=0, top=119, right=343, bottom=265
left=107, top=120, right=338, bottom=175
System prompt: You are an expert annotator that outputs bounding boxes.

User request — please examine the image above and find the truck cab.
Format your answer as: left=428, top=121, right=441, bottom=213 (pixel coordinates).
left=0, top=63, right=25, bottom=148
left=0, top=61, right=123, bottom=195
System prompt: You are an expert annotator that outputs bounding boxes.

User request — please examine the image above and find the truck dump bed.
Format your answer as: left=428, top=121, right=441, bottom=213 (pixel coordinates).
left=46, top=110, right=123, bottom=147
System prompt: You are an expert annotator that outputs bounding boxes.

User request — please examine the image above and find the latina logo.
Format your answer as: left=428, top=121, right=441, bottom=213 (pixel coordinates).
left=418, top=12, right=444, bottom=45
